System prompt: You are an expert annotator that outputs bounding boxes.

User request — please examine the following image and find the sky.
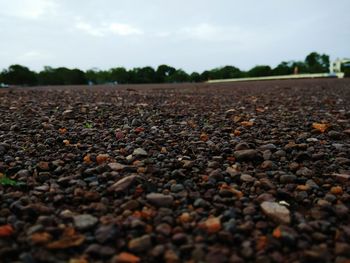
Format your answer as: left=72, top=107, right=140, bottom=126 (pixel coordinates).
left=0, top=0, right=349, bottom=73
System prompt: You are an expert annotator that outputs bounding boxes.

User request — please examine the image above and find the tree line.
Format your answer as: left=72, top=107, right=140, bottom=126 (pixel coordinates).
left=0, top=52, right=332, bottom=86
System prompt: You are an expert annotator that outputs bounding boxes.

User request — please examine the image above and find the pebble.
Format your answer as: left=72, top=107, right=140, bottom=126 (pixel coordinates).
left=296, top=167, right=313, bottom=177
left=234, top=149, right=258, bottom=161
left=108, top=162, right=126, bottom=171
left=260, top=201, right=291, bottom=224
left=133, top=148, right=148, bottom=156
left=146, top=193, right=174, bottom=207
left=280, top=174, right=297, bottom=184
left=240, top=174, right=255, bottom=182
left=128, top=235, right=152, bottom=253
left=95, top=225, right=118, bottom=243
left=108, top=175, right=138, bottom=192
left=170, top=184, right=184, bottom=193
left=332, top=173, right=350, bottom=183
left=85, top=244, right=116, bottom=258
left=73, top=214, right=98, bottom=230
left=328, top=131, right=343, bottom=140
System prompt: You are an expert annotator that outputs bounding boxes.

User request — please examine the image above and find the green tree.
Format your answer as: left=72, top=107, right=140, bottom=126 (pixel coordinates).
left=156, top=65, right=176, bottom=83
left=305, top=52, right=330, bottom=73
left=248, top=65, right=272, bottom=77
left=291, top=61, right=308, bottom=74
left=272, top=61, right=294, bottom=75
left=109, top=67, right=129, bottom=84
left=38, top=67, right=86, bottom=85
left=200, top=70, right=211, bottom=81
left=189, top=72, right=201, bottom=82
left=168, top=69, right=189, bottom=83
left=86, top=68, right=110, bottom=84
left=218, top=66, right=243, bottom=79
left=129, top=67, right=156, bottom=83
left=1, top=64, right=37, bottom=86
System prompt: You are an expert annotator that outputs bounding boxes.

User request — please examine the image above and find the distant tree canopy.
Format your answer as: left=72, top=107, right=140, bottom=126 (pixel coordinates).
left=305, top=52, right=330, bottom=73
left=1, top=64, right=37, bottom=85
left=37, top=67, right=86, bottom=85
left=0, top=52, right=340, bottom=86
left=248, top=65, right=272, bottom=77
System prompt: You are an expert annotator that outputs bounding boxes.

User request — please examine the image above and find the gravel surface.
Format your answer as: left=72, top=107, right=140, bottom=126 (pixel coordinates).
left=0, top=78, right=350, bottom=263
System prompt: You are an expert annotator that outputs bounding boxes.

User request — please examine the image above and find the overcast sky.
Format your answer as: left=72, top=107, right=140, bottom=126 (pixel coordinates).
left=0, top=0, right=349, bottom=72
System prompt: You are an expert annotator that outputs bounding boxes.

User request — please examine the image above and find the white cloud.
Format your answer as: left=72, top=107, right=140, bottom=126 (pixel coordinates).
left=180, top=23, right=251, bottom=42
left=154, top=31, right=171, bottom=38
left=108, top=23, right=143, bottom=36
left=75, top=21, right=105, bottom=37
left=0, top=0, right=57, bottom=19
left=75, top=19, right=143, bottom=37
left=17, top=51, right=53, bottom=61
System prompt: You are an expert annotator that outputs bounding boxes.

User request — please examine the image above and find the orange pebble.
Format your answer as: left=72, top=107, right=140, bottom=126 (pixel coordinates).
left=330, top=186, right=343, bottom=195
left=0, top=224, right=14, bottom=237
left=204, top=217, right=221, bottom=234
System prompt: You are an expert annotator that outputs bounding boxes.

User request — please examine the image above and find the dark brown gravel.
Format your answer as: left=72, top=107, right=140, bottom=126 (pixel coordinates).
left=0, top=78, right=350, bottom=263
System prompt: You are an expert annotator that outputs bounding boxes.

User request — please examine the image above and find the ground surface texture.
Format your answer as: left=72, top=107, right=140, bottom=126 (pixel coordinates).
left=0, top=79, right=350, bottom=263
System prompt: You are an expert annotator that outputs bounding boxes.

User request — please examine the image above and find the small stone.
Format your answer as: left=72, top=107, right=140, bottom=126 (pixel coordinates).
left=225, top=108, right=236, bottom=115
left=133, top=148, right=148, bottom=156
left=335, top=157, right=350, bottom=165
left=330, top=186, right=343, bottom=195
left=146, top=193, right=173, bottom=207
left=259, top=178, right=276, bottom=189
left=261, top=160, right=273, bottom=170
left=256, top=193, right=275, bottom=203
left=73, top=214, right=98, bottom=230
left=259, top=144, right=277, bottom=151
left=63, top=109, right=73, bottom=115
left=95, top=225, right=118, bottom=243
left=179, top=212, right=192, bottom=223
left=85, top=244, right=116, bottom=258
left=172, top=233, right=187, bottom=245
left=96, top=154, right=109, bottom=164
left=234, top=149, right=258, bottom=161
left=296, top=185, right=310, bottom=191
left=335, top=242, right=350, bottom=256
left=121, top=200, right=139, bottom=211
left=150, top=244, right=165, bottom=258
left=306, top=138, right=318, bottom=142
left=334, top=204, right=349, bottom=216
left=164, top=249, right=180, bottom=263
left=170, top=184, right=184, bottom=193
left=203, top=217, right=221, bottom=234
left=193, top=198, right=209, bottom=208
left=128, top=235, right=152, bottom=253
left=305, top=179, right=319, bottom=189
left=37, top=161, right=50, bottom=171
left=260, top=201, right=291, bottom=224
left=108, top=162, right=126, bottom=171
left=332, top=173, right=350, bottom=183
left=288, top=162, right=299, bottom=171
left=280, top=174, right=296, bottom=184
left=226, top=166, right=239, bottom=177
left=156, top=223, right=172, bottom=236
left=328, top=131, right=343, bottom=140
left=235, top=142, right=250, bottom=150
left=108, top=175, right=138, bottom=192
left=16, top=169, right=30, bottom=177
left=296, top=167, right=313, bottom=177
left=112, top=252, right=140, bottom=263
left=240, top=174, right=255, bottom=182
left=131, top=118, right=141, bottom=126
left=263, top=150, right=272, bottom=160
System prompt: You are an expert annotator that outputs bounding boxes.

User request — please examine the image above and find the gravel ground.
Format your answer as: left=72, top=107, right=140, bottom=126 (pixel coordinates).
left=0, top=78, right=350, bottom=263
